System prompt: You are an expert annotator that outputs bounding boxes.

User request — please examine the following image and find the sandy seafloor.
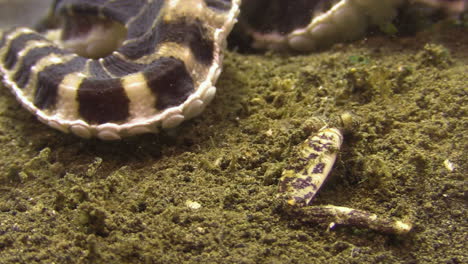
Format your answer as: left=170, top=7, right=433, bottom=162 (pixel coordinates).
left=0, top=6, right=467, bottom=264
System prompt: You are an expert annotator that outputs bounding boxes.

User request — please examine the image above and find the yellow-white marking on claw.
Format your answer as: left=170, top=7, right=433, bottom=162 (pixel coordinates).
left=279, top=127, right=343, bottom=206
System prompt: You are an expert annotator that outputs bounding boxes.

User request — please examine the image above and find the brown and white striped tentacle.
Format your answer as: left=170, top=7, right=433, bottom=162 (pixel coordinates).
left=0, top=0, right=240, bottom=140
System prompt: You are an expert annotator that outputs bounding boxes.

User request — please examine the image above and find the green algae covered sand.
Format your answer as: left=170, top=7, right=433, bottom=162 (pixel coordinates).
left=0, top=22, right=467, bottom=264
